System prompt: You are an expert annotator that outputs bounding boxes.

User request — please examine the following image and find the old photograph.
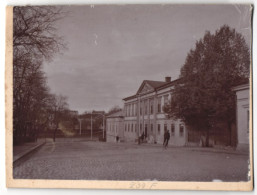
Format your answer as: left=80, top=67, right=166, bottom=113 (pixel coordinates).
left=7, top=4, right=252, bottom=190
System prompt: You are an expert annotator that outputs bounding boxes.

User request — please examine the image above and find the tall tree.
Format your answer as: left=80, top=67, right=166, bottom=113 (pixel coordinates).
left=48, top=95, right=69, bottom=142
left=13, top=6, right=66, bottom=60
left=13, top=6, right=66, bottom=144
left=163, top=25, right=250, bottom=146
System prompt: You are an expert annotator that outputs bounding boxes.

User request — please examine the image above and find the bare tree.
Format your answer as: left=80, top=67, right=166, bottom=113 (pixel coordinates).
left=13, top=6, right=66, bottom=144
left=107, top=106, right=122, bottom=115
left=13, top=6, right=66, bottom=61
left=48, top=95, right=69, bottom=142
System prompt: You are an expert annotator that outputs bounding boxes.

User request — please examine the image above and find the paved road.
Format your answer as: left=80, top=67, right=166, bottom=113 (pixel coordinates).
left=13, top=140, right=249, bottom=181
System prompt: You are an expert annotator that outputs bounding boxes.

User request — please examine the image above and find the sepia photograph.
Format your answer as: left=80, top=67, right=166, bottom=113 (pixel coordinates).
left=5, top=3, right=253, bottom=190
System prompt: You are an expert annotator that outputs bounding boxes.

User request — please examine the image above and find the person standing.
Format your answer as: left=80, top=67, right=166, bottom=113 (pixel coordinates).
left=163, top=129, right=167, bottom=147
left=163, top=130, right=170, bottom=149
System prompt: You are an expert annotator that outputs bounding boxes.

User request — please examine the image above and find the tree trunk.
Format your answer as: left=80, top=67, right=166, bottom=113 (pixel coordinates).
left=206, top=128, right=210, bottom=147
left=53, top=127, right=58, bottom=142
left=228, top=121, right=232, bottom=146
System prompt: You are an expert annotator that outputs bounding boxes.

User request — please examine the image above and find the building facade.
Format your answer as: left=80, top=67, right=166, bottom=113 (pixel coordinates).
left=232, top=83, right=250, bottom=151
left=122, top=77, right=187, bottom=146
left=106, top=110, right=124, bottom=142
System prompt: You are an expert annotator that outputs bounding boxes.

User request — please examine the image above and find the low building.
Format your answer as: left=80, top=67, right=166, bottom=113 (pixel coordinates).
left=122, top=77, right=187, bottom=146
left=106, top=110, right=124, bottom=142
left=232, top=83, right=250, bottom=151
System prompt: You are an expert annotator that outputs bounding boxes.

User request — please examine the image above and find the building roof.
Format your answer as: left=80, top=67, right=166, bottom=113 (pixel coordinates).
left=232, top=80, right=249, bottom=92
left=232, top=83, right=250, bottom=92
left=106, top=110, right=124, bottom=118
left=123, top=78, right=181, bottom=101
left=144, top=80, right=167, bottom=89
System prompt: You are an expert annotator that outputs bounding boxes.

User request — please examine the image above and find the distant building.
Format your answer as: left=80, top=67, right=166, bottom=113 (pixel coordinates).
left=106, top=110, right=124, bottom=142
left=232, top=83, right=250, bottom=151
left=69, top=110, right=79, bottom=117
left=122, top=77, right=187, bottom=146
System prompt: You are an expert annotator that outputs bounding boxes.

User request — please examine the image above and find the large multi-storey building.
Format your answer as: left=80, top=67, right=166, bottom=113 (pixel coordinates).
left=106, top=77, right=250, bottom=149
left=122, top=77, right=187, bottom=146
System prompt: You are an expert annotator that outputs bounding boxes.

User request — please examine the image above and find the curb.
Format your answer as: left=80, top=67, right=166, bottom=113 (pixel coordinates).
left=184, top=147, right=249, bottom=156
left=13, top=141, right=46, bottom=167
left=130, top=142, right=249, bottom=156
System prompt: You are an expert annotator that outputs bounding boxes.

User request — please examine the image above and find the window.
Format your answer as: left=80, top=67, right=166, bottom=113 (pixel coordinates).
left=171, top=124, right=175, bottom=136
left=128, top=124, right=130, bottom=132
left=144, top=100, right=148, bottom=115
left=140, top=101, right=143, bottom=115
left=127, top=105, right=129, bottom=117
left=158, top=124, right=161, bottom=135
left=134, top=103, right=137, bottom=116
left=150, top=98, right=154, bottom=114
left=164, top=95, right=169, bottom=105
left=164, top=124, right=167, bottom=132
left=179, top=124, right=184, bottom=137
left=151, top=123, right=153, bottom=133
left=140, top=123, right=142, bottom=133
left=132, top=104, right=134, bottom=116
left=157, top=97, right=162, bottom=113
left=131, top=124, right=133, bottom=132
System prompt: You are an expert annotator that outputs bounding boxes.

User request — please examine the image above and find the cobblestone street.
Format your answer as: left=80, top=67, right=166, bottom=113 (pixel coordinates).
left=13, top=140, right=249, bottom=181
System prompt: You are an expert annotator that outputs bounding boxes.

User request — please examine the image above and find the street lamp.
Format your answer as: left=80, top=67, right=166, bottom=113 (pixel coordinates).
left=91, top=112, right=93, bottom=140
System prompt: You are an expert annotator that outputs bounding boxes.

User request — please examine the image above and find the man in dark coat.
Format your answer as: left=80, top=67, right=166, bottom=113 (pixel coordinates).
left=163, top=130, right=170, bottom=149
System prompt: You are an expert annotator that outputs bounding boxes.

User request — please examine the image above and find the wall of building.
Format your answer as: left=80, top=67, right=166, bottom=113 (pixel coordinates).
left=155, top=118, right=187, bottom=146
left=124, top=119, right=138, bottom=142
left=235, top=87, right=250, bottom=147
left=123, top=85, right=187, bottom=146
left=106, top=117, right=124, bottom=143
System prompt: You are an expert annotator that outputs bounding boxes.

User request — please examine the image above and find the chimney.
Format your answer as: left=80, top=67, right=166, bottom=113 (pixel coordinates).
left=165, top=76, right=171, bottom=82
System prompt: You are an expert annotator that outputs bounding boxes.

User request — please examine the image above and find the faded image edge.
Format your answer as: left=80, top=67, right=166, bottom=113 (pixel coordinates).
left=6, top=4, right=253, bottom=190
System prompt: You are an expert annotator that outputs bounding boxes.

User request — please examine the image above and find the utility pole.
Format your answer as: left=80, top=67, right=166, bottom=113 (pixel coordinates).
left=138, top=95, right=141, bottom=144
left=78, top=119, right=82, bottom=135
left=91, top=112, right=93, bottom=140
left=102, top=115, right=105, bottom=139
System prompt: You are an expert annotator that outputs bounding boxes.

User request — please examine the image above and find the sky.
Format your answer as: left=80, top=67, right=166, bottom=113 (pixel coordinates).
left=43, top=4, right=252, bottom=114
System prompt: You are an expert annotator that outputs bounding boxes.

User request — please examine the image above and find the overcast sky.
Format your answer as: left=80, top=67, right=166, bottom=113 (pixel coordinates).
left=43, top=4, right=252, bottom=114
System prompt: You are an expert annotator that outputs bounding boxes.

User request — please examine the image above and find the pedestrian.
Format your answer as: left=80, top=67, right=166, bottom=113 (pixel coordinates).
left=163, top=130, right=170, bottom=149
left=163, top=129, right=167, bottom=148
left=141, top=132, right=145, bottom=143
left=116, top=136, right=119, bottom=143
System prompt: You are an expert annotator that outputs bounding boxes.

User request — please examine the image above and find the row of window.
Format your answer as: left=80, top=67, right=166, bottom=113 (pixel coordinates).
left=124, top=123, right=138, bottom=134
left=108, top=120, right=185, bottom=138
left=124, top=95, right=171, bottom=117
left=107, top=123, right=118, bottom=134
left=124, top=103, right=137, bottom=117
left=123, top=122, right=184, bottom=137
left=158, top=124, right=184, bottom=137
